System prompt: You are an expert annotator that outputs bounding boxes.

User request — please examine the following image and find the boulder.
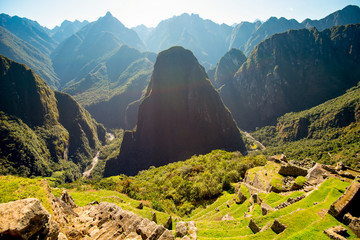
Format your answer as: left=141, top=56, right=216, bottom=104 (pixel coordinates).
left=147, top=225, right=166, bottom=240
left=176, top=221, right=188, bottom=238
left=136, top=218, right=157, bottom=239
left=58, top=232, right=68, bottom=240
left=278, top=164, right=308, bottom=177
left=158, top=229, right=175, bottom=240
left=59, top=190, right=77, bottom=208
left=188, top=221, right=197, bottom=240
left=180, top=236, right=191, bottom=240
left=248, top=219, right=261, bottom=234
left=306, top=163, right=326, bottom=185
left=271, top=219, right=286, bottom=234
left=0, top=198, right=53, bottom=239
left=125, top=232, right=143, bottom=240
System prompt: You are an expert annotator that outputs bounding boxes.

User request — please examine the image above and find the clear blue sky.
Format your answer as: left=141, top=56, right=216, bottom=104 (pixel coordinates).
left=1, top=0, right=359, bottom=29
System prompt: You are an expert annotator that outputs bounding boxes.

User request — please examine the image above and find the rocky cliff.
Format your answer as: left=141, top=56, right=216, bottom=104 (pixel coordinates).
left=221, top=24, right=360, bottom=130
left=104, top=46, right=246, bottom=176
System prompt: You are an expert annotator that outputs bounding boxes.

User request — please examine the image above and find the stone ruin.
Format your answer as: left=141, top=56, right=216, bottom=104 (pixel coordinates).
left=328, top=175, right=360, bottom=238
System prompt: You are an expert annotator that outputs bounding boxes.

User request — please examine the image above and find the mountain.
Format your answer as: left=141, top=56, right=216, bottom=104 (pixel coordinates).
left=144, top=13, right=232, bottom=68
left=302, top=5, right=360, bottom=31
left=0, top=55, right=105, bottom=181
left=228, top=21, right=261, bottom=50
left=220, top=24, right=360, bottom=131
left=0, top=26, right=60, bottom=89
left=230, top=5, right=360, bottom=56
left=132, top=24, right=154, bottom=43
left=252, top=82, right=360, bottom=169
left=50, top=19, right=89, bottom=43
left=104, top=46, right=246, bottom=176
left=51, top=11, right=145, bottom=86
left=243, top=17, right=304, bottom=56
left=63, top=45, right=156, bottom=129
left=211, top=48, right=247, bottom=89
left=0, top=13, right=58, bottom=55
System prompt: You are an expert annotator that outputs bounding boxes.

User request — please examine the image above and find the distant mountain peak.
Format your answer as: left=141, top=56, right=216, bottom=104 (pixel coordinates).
left=105, top=11, right=113, bottom=17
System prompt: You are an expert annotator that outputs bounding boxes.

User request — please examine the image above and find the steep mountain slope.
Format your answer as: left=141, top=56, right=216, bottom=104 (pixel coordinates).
left=0, top=26, right=60, bottom=89
left=211, top=48, right=247, bottom=89
left=50, top=19, right=89, bottom=43
left=229, top=20, right=261, bottom=51
left=104, top=47, right=246, bottom=176
left=0, top=55, right=105, bottom=181
left=132, top=24, right=154, bottom=43
left=51, top=12, right=144, bottom=86
left=221, top=24, right=360, bottom=131
left=62, top=45, right=156, bottom=129
left=0, top=13, right=57, bottom=55
left=252, top=83, right=360, bottom=169
left=144, top=13, right=232, bottom=68
left=303, top=5, right=360, bottom=31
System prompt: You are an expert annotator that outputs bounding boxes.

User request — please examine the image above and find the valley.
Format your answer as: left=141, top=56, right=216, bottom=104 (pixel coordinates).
left=1, top=3, right=360, bottom=240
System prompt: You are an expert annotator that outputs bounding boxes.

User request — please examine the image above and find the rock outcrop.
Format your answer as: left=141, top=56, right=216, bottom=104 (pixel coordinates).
left=0, top=198, right=57, bottom=239
left=0, top=186, right=174, bottom=240
left=104, top=46, right=247, bottom=176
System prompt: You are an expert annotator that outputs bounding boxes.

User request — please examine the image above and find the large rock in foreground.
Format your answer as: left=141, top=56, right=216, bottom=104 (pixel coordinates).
left=105, top=46, right=246, bottom=176
left=0, top=198, right=53, bottom=239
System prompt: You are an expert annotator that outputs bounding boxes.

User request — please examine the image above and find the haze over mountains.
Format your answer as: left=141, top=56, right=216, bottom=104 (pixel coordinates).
left=0, top=4, right=360, bottom=178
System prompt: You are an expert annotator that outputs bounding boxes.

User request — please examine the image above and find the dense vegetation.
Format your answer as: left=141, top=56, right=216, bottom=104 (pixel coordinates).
left=98, top=150, right=266, bottom=216
left=252, top=83, right=360, bottom=169
left=0, top=55, right=106, bottom=182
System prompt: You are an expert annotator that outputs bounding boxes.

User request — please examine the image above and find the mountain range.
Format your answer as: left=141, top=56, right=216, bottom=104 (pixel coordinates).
left=0, top=4, right=360, bottom=179
left=0, top=5, right=359, bottom=131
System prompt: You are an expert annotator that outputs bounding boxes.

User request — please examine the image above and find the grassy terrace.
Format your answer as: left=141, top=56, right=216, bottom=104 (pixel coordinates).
left=189, top=177, right=357, bottom=240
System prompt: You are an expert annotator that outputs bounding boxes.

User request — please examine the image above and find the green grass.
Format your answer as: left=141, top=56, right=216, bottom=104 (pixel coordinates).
left=0, top=175, right=52, bottom=213
left=189, top=177, right=355, bottom=239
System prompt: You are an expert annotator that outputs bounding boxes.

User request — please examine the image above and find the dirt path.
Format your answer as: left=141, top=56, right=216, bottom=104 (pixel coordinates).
left=242, top=130, right=266, bottom=150
left=83, top=151, right=100, bottom=178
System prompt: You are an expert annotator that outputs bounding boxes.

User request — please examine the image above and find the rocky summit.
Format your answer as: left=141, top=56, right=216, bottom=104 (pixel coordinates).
left=104, top=46, right=246, bottom=176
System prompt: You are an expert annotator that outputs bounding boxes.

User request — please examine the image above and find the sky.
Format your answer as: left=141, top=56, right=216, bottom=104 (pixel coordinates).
left=1, top=0, right=359, bottom=29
